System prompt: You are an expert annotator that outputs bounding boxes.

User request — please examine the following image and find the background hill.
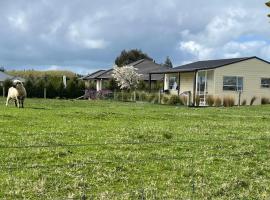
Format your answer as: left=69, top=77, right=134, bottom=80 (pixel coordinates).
left=7, top=70, right=77, bottom=78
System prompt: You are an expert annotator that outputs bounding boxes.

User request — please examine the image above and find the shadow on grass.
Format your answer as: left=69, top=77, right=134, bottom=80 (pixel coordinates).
left=25, top=107, right=50, bottom=110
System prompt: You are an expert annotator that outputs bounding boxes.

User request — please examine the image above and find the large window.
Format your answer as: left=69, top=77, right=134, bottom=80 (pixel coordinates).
left=169, top=77, right=177, bottom=90
left=261, top=78, right=270, bottom=88
left=223, top=76, right=243, bottom=91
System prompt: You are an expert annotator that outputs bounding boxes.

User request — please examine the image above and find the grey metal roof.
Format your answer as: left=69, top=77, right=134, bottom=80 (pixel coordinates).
left=97, top=59, right=170, bottom=81
left=0, top=71, right=14, bottom=82
left=81, top=70, right=107, bottom=80
left=150, top=56, right=267, bottom=74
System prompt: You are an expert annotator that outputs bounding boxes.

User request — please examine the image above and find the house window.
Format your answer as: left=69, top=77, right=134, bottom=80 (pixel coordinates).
left=223, top=76, right=243, bottom=91
left=169, top=77, right=177, bottom=90
left=261, top=78, right=270, bottom=88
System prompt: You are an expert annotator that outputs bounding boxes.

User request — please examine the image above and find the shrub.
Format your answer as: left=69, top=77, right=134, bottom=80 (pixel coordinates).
left=161, top=95, right=169, bottom=104
left=261, top=97, right=270, bottom=105
left=214, top=97, right=222, bottom=107
left=223, top=96, right=235, bottom=107
left=250, top=96, right=257, bottom=106
left=206, top=95, right=215, bottom=107
left=241, top=99, right=247, bottom=106
left=139, top=91, right=148, bottom=101
left=181, top=96, right=188, bottom=106
left=167, top=95, right=182, bottom=105
left=147, top=93, right=159, bottom=104
left=117, top=91, right=132, bottom=101
left=195, top=95, right=200, bottom=106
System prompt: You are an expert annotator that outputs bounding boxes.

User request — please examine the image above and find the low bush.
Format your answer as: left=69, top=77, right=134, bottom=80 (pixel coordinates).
left=167, top=95, right=182, bottom=105
left=223, top=96, right=235, bottom=107
left=214, top=97, right=222, bottom=107
left=206, top=95, right=215, bottom=107
left=139, top=91, right=148, bottom=101
left=147, top=93, right=159, bottom=104
left=181, top=96, right=188, bottom=106
left=261, top=97, right=270, bottom=105
left=116, top=91, right=133, bottom=102
left=195, top=95, right=200, bottom=106
left=250, top=96, right=257, bottom=106
left=161, top=95, right=169, bottom=104
left=241, top=99, right=247, bottom=106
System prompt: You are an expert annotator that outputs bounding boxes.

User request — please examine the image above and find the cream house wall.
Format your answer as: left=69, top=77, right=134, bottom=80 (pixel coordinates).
left=180, top=72, right=195, bottom=94
left=213, top=58, right=270, bottom=105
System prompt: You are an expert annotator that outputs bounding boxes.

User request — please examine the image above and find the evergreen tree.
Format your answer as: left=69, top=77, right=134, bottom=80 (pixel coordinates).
left=115, top=49, right=153, bottom=67
left=266, top=1, right=270, bottom=18
left=164, top=56, right=173, bottom=68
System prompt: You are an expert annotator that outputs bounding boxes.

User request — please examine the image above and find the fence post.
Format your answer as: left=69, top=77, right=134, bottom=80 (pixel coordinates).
left=238, top=91, right=242, bottom=107
left=44, top=88, right=47, bottom=99
left=134, top=91, right=136, bottom=102
left=159, top=90, right=161, bottom=104
left=191, top=156, right=195, bottom=200
left=2, top=86, right=5, bottom=97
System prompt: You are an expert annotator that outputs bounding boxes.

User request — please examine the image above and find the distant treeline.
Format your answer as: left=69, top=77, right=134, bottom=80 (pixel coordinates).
left=0, top=76, right=85, bottom=99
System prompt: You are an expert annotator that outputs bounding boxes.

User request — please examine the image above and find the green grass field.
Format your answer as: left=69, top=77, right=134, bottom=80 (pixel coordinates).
left=0, top=98, right=270, bottom=199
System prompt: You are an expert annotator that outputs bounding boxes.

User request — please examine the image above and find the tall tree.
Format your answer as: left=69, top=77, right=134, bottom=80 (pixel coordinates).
left=0, top=67, right=5, bottom=72
left=115, top=49, right=153, bottom=67
left=266, top=1, right=270, bottom=17
left=164, top=56, right=173, bottom=68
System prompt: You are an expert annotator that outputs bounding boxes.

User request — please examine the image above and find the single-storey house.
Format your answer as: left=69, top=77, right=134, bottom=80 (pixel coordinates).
left=0, top=71, right=25, bottom=97
left=82, top=59, right=169, bottom=91
left=149, top=56, right=270, bottom=106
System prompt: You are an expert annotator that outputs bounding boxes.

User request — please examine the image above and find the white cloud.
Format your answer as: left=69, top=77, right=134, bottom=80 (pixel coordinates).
left=0, top=0, right=270, bottom=73
left=178, top=6, right=270, bottom=61
left=179, top=41, right=213, bottom=60
left=7, top=13, right=28, bottom=31
left=67, top=22, right=108, bottom=49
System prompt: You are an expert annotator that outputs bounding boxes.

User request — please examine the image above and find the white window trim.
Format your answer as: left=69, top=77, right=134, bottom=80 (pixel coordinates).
left=223, top=76, right=243, bottom=92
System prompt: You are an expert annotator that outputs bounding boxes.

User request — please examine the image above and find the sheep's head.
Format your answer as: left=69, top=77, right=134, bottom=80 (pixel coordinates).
left=13, top=80, right=23, bottom=88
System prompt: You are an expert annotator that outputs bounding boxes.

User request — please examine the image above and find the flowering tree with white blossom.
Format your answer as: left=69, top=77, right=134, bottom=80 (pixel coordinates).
left=112, top=65, right=142, bottom=90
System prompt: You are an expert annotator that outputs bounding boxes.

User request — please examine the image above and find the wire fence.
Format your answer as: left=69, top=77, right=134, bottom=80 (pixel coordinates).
left=1, top=137, right=270, bottom=199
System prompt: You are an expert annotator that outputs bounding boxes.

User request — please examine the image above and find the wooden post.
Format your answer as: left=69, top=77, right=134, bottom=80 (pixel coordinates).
left=178, top=72, right=180, bottom=96
left=3, top=86, right=5, bottom=97
left=149, top=74, right=152, bottom=93
left=159, top=90, right=161, bottom=104
left=238, top=91, right=241, bottom=107
left=163, top=74, right=165, bottom=92
left=193, top=71, right=198, bottom=106
left=44, top=88, right=47, bottom=99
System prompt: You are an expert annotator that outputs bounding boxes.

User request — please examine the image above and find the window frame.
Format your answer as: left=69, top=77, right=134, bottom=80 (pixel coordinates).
left=169, top=76, right=177, bottom=90
left=223, top=76, right=243, bottom=92
left=261, top=78, right=270, bottom=88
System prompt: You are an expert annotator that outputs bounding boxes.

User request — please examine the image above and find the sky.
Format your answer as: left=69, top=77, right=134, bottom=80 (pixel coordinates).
left=0, top=0, right=270, bottom=74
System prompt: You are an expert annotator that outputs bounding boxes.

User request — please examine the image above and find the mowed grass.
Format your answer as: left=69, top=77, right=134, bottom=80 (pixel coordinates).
left=0, top=98, right=270, bottom=199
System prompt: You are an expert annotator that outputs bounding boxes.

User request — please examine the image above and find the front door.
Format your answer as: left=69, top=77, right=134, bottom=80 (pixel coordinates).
left=197, top=71, right=208, bottom=106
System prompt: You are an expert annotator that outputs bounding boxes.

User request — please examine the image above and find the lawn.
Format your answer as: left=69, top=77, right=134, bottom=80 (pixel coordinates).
left=0, top=98, right=270, bottom=199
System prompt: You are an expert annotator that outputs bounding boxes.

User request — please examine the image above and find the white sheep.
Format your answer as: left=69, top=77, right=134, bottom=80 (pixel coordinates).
left=6, top=80, right=27, bottom=108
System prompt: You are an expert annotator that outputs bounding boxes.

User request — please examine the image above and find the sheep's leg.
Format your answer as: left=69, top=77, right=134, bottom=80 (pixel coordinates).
left=15, top=97, right=19, bottom=108
left=6, top=97, right=10, bottom=106
left=21, top=98, right=24, bottom=108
